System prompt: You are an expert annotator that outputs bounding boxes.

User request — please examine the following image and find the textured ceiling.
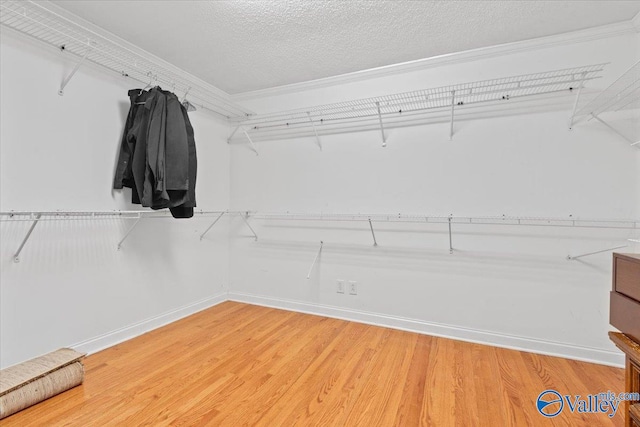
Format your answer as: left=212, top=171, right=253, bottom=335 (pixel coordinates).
left=52, top=1, right=640, bottom=94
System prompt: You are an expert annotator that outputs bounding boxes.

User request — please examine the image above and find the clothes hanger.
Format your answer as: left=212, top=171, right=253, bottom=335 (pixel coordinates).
left=181, top=87, right=197, bottom=112
left=139, top=72, right=154, bottom=94
left=135, top=72, right=157, bottom=104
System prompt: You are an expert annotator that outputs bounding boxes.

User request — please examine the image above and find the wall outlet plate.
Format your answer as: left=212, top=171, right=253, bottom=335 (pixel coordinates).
left=348, top=280, right=357, bottom=295
left=337, top=279, right=345, bottom=293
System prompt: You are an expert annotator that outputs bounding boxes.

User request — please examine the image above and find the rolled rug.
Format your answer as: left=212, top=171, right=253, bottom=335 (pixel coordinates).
left=0, top=348, right=85, bottom=419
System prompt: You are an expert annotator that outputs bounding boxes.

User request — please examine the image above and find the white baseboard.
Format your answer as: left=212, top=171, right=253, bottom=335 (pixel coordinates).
left=228, top=291, right=625, bottom=368
left=71, top=292, right=228, bottom=356
left=69, top=290, right=625, bottom=367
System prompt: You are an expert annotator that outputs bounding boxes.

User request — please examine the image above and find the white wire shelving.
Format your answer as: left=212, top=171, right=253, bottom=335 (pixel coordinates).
left=0, top=210, right=226, bottom=222
left=570, top=60, right=640, bottom=148
left=2, top=210, right=638, bottom=263
left=250, top=212, right=640, bottom=262
left=0, top=210, right=256, bottom=262
left=250, top=212, right=639, bottom=229
left=0, top=0, right=252, bottom=119
left=228, top=64, right=606, bottom=149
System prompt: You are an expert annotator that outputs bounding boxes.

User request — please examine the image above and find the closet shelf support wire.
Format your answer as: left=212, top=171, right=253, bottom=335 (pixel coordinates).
left=307, top=241, right=323, bottom=279
left=567, top=72, right=587, bottom=129
left=227, top=126, right=241, bottom=144
left=375, top=102, right=387, bottom=147
left=200, top=211, right=226, bottom=240
left=242, top=127, right=259, bottom=156
left=13, top=214, right=41, bottom=263
left=241, top=213, right=258, bottom=241
left=59, top=44, right=92, bottom=95
left=591, top=114, right=636, bottom=146
left=117, top=214, right=142, bottom=250
left=307, top=112, right=322, bottom=151
left=449, top=90, right=456, bottom=140
left=368, top=219, right=378, bottom=246
left=448, top=216, right=454, bottom=254
left=567, top=244, right=628, bottom=261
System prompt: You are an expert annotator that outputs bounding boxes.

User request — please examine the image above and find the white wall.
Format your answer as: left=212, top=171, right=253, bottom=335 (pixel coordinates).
left=0, top=29, right=230, bottom=368
left=1, top=21, right=637, bottom=370
left=229, top=31, right=640, bottom=366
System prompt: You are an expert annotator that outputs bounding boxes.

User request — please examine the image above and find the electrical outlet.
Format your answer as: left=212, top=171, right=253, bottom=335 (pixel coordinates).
left=336, top=279, right=345, bottom=293
left=348, top=280, right=357, bottom=295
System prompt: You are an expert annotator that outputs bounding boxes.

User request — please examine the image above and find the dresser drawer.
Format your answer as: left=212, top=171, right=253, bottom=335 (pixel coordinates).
left=611, top=291, right=640, bottom=343
left=616, top=256, right=640, bottom=302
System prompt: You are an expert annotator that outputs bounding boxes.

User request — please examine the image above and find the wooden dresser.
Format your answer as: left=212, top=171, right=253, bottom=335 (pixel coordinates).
left=609, top=333, right=640, bottom=427
left=610, top=253, right=640, bottom=427
left=611, top=253, right=640, bottom=343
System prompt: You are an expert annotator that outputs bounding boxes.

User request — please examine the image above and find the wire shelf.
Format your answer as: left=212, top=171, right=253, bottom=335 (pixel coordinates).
left=251, top=212, right=639, bottom=230
left=0, top=210, right=234, bottom=222
left=0, top=0, right=252, bottom=119
left=575, top=60, right=640, bottom=117
left=229, top=64, right=606, bottom=142
left=0, top=210, right=256, bottom=261
left=3, top=210, right=636, bottom=262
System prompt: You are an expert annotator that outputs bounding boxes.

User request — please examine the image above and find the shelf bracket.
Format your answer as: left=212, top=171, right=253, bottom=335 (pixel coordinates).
left=117, top=215, right=142, bottom=250
left=368, top=219, right=378, bottom=246
left=241, top=127, right=259, bottom=156
left=200, top=212, right=225, bottom=240
left=240, top=212, right=258, bottom=241
left=591, top=114, right=634, bottom=144
left=375, top=102, right=387, bottom=147
left=13, top=214, right=41, bottom=263
left=567, top=244, right=627, bottom=260
left=59, top=46, right=92, bottom=96
left=449, top=90, right=456, bottom=140
left=307, top=241, right=323, bottom=279
left=568, top=72, right=587, bottom=129
left=448, top=216, right=454, bottom=254
left=227, top=126, right=240, bottom=143
left=307, top=112, right=322, bottom=151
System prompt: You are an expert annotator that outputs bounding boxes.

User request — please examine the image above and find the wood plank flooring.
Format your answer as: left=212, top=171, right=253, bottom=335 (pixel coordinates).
left=1, top=301, right=625, bottom=426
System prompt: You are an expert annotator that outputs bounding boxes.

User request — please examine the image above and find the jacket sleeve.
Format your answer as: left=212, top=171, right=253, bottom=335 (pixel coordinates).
left=164, top=94, right=189, bottom=192
left=113, top=90, right=142, bottom=190
left=143, top=89, right=169, bottom=207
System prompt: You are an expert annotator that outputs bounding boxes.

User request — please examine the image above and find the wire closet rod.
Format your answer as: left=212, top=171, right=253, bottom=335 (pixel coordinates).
left=249, top=212, right=640, bottom=230
left=0, top=210, right=250, bottom=222
left=2, top=210, right=257, bottom=262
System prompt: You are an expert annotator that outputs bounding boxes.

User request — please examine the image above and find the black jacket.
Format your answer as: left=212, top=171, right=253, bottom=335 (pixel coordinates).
left=114, top=87, right=197, bottom=217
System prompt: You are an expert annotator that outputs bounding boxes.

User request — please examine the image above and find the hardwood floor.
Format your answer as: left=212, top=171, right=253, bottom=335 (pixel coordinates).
left=1, top=301, right=625, bottom=426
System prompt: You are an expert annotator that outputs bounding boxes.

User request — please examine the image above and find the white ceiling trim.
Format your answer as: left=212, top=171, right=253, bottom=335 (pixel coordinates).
left=1, top=0, right=251, bottom=117
left=232, top=20, right=637, bottom=102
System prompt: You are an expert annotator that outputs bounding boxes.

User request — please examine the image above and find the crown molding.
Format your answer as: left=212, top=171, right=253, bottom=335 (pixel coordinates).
left=4, top=0, right=238, bottom=110
left=232, top=20, right=637, bottom=102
